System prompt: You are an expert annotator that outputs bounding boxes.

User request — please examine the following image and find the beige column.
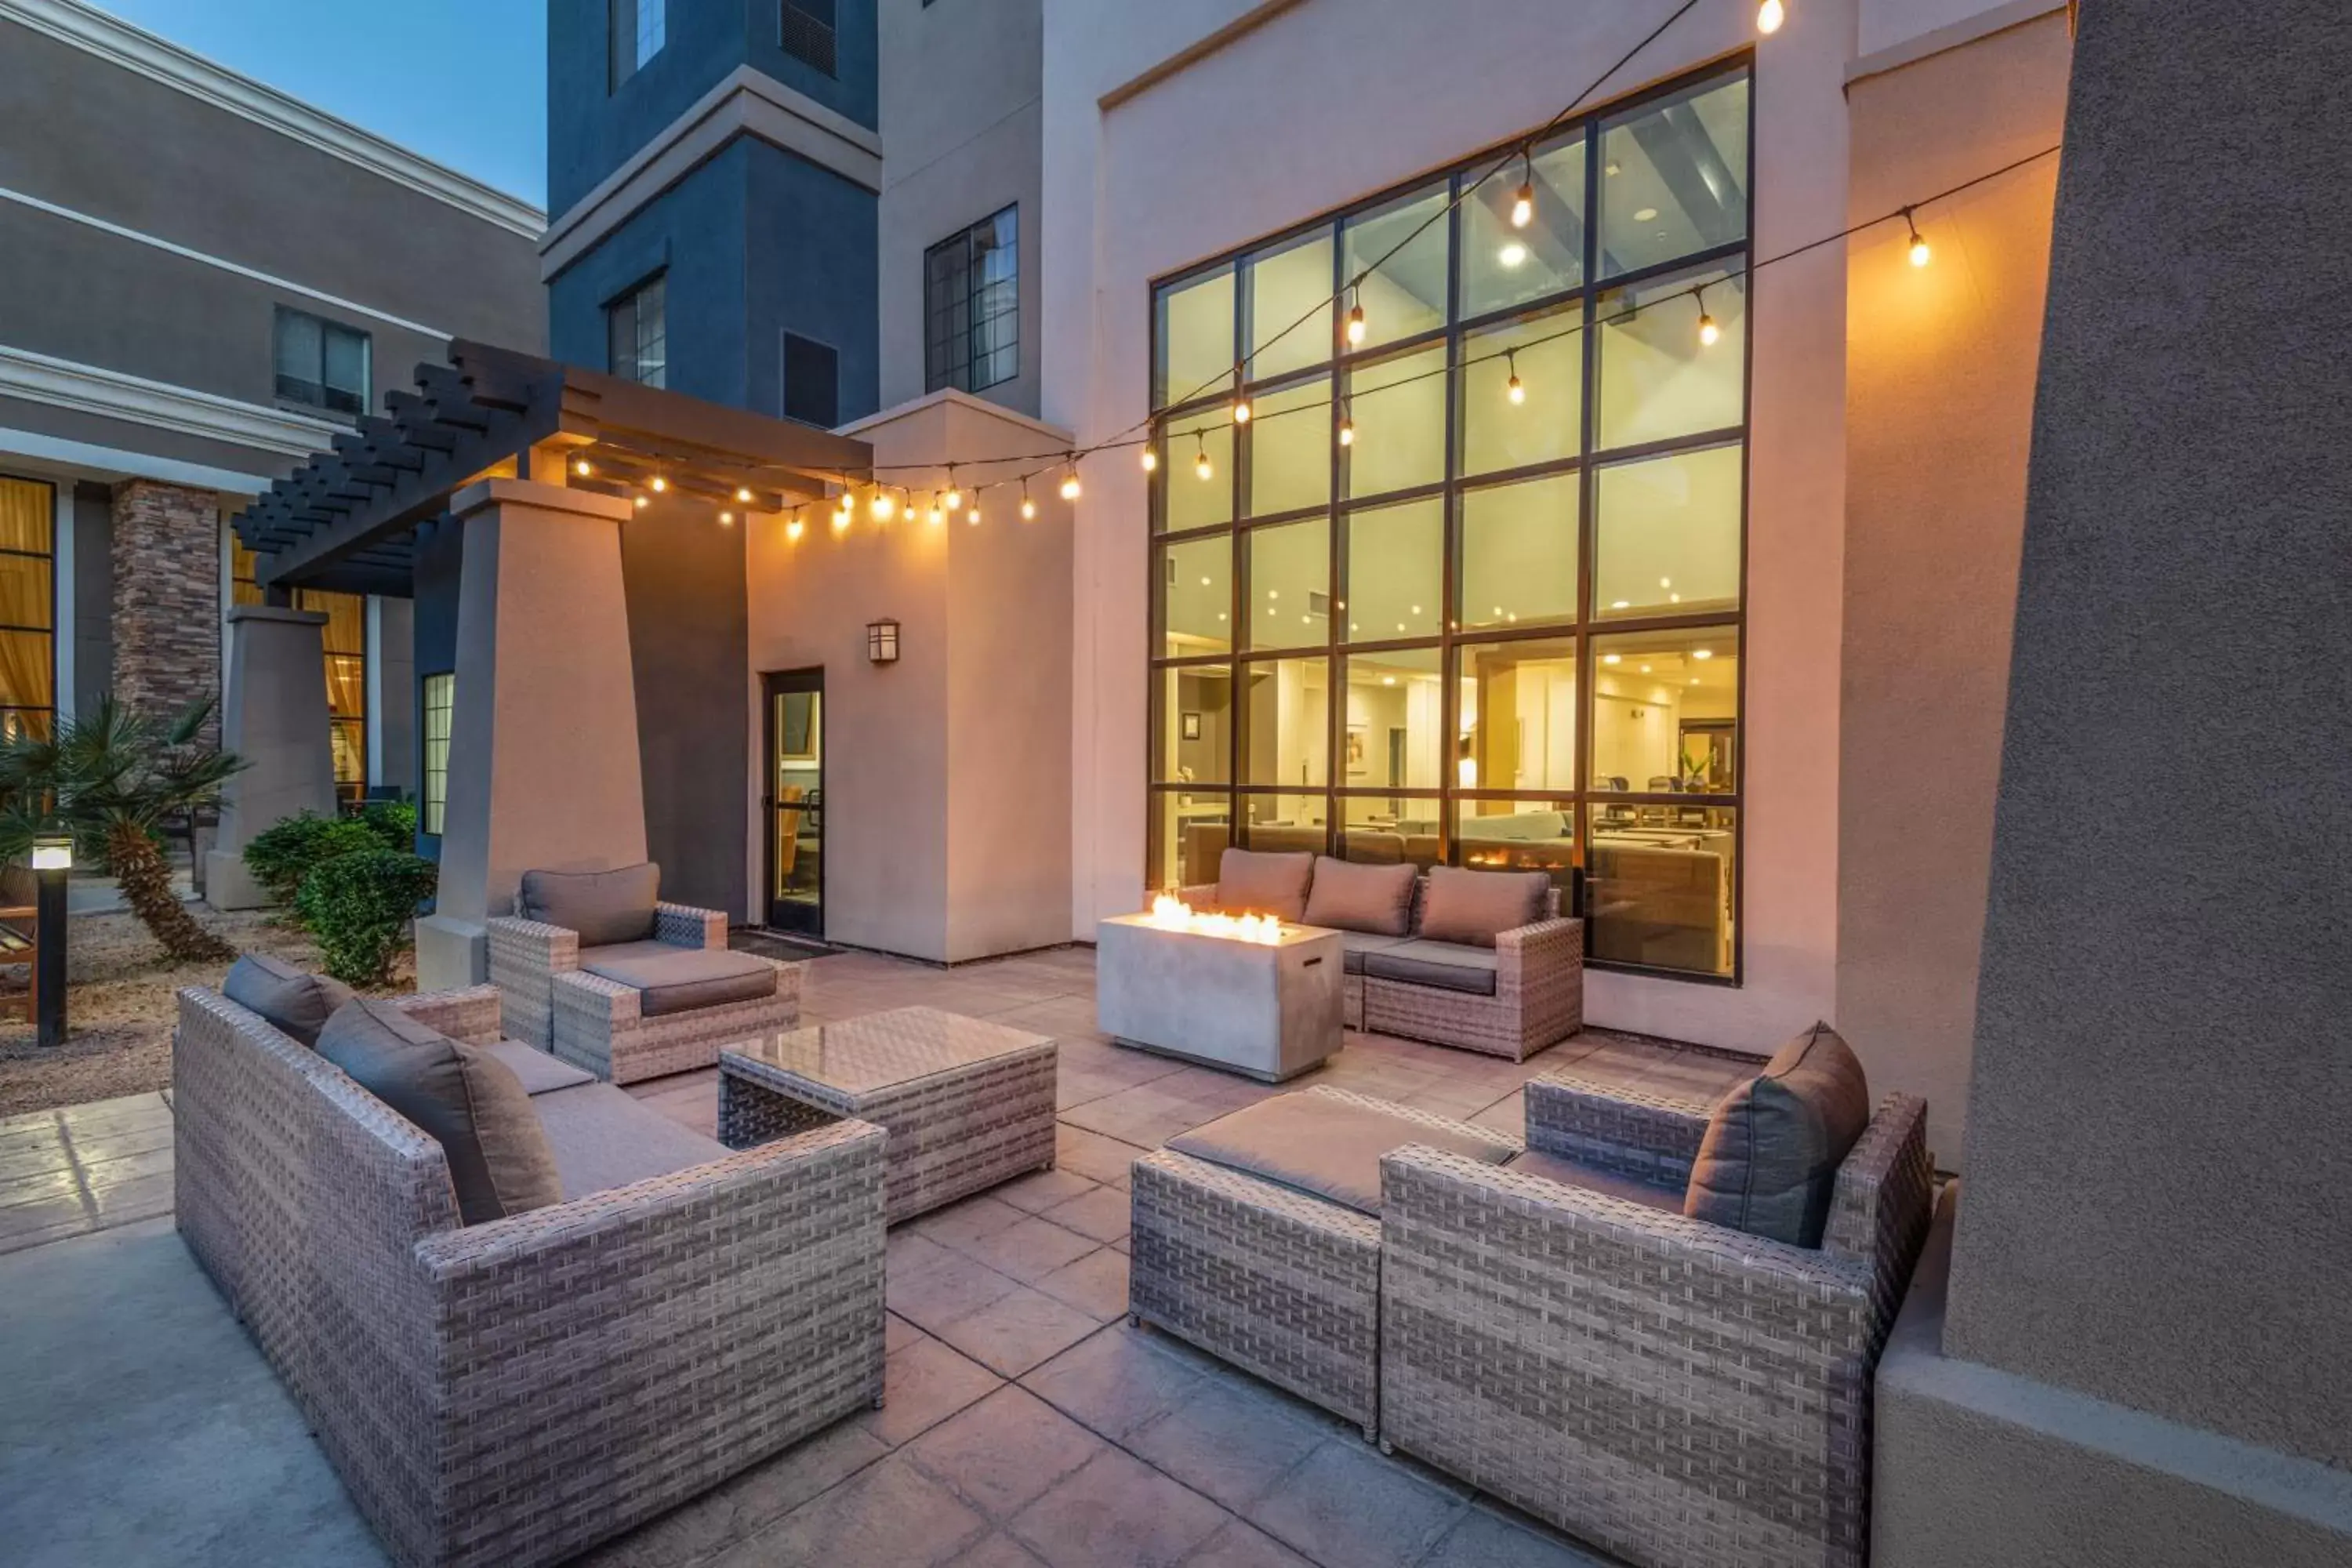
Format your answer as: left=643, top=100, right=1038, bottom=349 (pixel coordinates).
left=204, top=604, right=336, bottom=909
left=416, top=477, right=646, bottom=989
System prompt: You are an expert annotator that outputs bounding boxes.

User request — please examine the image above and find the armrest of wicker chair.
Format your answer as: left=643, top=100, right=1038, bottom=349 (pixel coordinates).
left=389, top=984, right=503, bottom=1047
left=1523, top=1072, right=1716, bottom=1189
left=655, top=902, right=728, bottom=950
left=485, top=916, right=582, bottom=1048
left=1495, top=916, right=1581, bottom=989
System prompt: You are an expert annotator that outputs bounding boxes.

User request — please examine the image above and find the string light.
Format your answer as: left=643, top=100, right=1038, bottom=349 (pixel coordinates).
left=1140, top=445, right=1158, bottom=472
left=735, top=485, right=753, bottom=503
left=1696, top=285, right=1720, bottom=347
left=1757, top=0, right=1785, bottom=34
left=786, top=510, right=804, bottom=541
left=967, top=503, right=982, bottom=525
left=1345, top=283, right=1367, bottom=347
left=832, top=494, right=852, bottom=532
left=1020, top=478, right=1036, bottom=520
left=1904, top=207, right=1932, bottom=267
left=572, top=457, right=593, bottom=477
left=1194, top=432, right=1214, bottom=481
left=649, top=475, right=667, bottom=493
left=633, top=494, right=648, bottom=510
left=926, top=492, right=945, bottom=525
left=1509, top=150, right=1535, bottom=229
left=870, top=487, right=895, bottom=522
left=1338, top=411, right=1355, bottom=447
left=1231, top=388, right=1251, bottom=424
left=1505, top=350, right=1525, bottom=405
left=1060, top=458, right=1082, bottom=501
left=943, top=467, right=963, bottom=510
left=719, top=510, right=735, bottom=526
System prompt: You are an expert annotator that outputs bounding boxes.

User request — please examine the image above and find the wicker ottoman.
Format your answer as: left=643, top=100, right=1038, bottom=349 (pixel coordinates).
left=719, top=1006, right=1058, bottom=1225
left=1127, top=1087, right=1522, bottom=1439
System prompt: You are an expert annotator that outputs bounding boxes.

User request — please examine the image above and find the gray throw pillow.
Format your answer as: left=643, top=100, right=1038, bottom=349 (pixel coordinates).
left=221, top=952, right=354, bottom=1048
left=517, top=862, right=660, bottom=946
left=316, top=998, right=564, bottom=1226
left=1215, top=848, right=1315, bottom=923
left=1415, top=865, right=1551, bottom=948
left=1301, top=855, right=1417, bottom=936
left=1683, top=1022, right=1871, bottom=1247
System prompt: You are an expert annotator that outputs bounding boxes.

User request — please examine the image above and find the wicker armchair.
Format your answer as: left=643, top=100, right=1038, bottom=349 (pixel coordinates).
left=172, top=982, right=887, bottom=1568
left=1377, top=1074, right=1934, bottom=1568
left=487, top=901, right=799, bottom=1083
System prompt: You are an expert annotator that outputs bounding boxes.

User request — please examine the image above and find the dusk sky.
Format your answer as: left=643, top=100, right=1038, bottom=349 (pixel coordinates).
left=96, top=0, right=549, bottom=207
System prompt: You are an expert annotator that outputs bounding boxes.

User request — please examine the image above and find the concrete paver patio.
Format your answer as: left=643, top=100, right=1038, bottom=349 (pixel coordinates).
left=0, top=943, right=1753, bottom=1568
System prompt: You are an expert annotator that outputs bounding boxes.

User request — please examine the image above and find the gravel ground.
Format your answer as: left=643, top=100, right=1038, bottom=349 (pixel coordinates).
left=0, top=906, right=415, bottom=1116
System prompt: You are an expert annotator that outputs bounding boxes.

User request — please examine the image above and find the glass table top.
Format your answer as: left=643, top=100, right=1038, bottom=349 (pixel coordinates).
left=724, top=1005, right=1054, bottom=1094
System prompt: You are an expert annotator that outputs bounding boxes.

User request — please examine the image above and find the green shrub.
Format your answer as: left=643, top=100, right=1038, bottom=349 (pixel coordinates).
left=358, top=797, right=419, bottom=851
left=241, top=811, right=380, bottom=904
left=292, top=848, right=440, bottom=987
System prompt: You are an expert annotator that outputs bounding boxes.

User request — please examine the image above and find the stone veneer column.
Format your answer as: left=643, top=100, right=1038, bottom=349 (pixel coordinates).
left=203, top=605, right=336, bottom=909
left=415, top=478, right=647, bottom=989
left=110, top=480, right=222, bottom=737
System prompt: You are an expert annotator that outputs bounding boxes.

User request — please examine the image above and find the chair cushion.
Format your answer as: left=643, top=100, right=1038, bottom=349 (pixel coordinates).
left=481, top=1039, right=598, bottom=1096
left=1684, top=1021, right=1871, bottom=1247
left=1302, top=855, right=1417, bottom=936
left=517, top=862, right=660, bottom=947
left=221, top=952, right=353, bottom=1048
left=316, top=999, right=564, bottom=1225
left=1169, top=1091, right=1516, bottom=1217
left=1338, top=930, right=1411, bottom=975
left=531, top=1081, right=731, bottom=1200
left=1415, top=865, right=1552, bottom=948
left=1362, top=940, right=1499, bottom=996
left=1506, top=1149, right=1686, bottom=1214
left=1215, top=848, right=1314, bottom=923
left=580, top=946, right=778, bottom=1017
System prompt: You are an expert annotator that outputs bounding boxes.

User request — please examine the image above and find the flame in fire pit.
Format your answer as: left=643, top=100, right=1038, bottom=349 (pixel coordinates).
left=1146, top=895, right=1283, bottom=946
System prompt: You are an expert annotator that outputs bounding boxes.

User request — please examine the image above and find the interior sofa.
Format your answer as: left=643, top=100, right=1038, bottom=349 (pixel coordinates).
left=1375, top=1024, right=1933, bottom=1568
left=485, top=861, right=798, bottom=1083
left=1184, top=849, right=1582, bottom=1060
left=173, top=971, right=886, bottom=1568
left=1586, top=835, right=1734, bottom=973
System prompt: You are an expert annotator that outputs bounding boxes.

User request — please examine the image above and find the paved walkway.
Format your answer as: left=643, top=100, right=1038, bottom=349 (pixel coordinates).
left=0, top=945, right=1751, bottom=1568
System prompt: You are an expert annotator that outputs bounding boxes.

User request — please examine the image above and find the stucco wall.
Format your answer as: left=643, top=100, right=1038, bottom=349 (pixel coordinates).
left=1837, top=12, right=2069, bottom=1167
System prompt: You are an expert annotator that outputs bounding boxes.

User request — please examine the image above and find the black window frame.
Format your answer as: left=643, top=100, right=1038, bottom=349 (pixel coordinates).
left=274, top=307, right=371, bottom=418
left=924, top=204, right=1020, bottom=396
left=780, top=332, right=840, bottom=428
left=606, top=272, right=669, bottom=390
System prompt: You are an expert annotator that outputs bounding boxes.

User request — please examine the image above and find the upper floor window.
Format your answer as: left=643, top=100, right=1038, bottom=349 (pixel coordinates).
left=782, top=332, right=840, bottom=427
left=925, top=205, right=1018, bottom=396
left=608, top=274, right=668, bottom=389
left=610, top=0, right=665, bottom=89
left=780, top=0, right=837, bottom=77
left=274, top=308, right=369, bottom=417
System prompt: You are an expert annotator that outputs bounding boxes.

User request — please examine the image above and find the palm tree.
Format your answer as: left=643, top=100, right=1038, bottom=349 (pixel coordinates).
left=0, top=697, right=244, bottom=963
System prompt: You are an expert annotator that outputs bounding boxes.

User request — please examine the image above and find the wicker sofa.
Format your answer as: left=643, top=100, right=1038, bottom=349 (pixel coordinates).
left=173, top=980, right=887, bottom=1568
left=1182, top=853, right=1582, bottom=1061
left=1376, top=1070, right=1934, bottom=1568
left=486, top=864, right=799, bottom=1084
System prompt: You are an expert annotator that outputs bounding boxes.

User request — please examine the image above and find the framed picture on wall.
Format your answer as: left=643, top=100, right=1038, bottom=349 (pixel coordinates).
left=1181, top=712, right=1202, bottom=741
left=1345, top=723, right=1367, bottom=776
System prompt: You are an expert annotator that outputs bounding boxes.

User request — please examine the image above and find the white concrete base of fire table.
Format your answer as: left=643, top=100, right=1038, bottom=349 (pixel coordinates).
left=1095, top=914, right=1343, bottom=1081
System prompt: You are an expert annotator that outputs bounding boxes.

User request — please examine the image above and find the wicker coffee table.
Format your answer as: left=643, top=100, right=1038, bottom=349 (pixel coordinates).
left=719, top=1006, right=1058, bottom=1225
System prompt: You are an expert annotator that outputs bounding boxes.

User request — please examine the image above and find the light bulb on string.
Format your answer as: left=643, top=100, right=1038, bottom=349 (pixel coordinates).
left=1345, top=283, right=1367, bottom=348
left=1193, top=433, right=1214, bottom=481
left=942, top=467, right=962, bottom=510
left=1060, top=458, right=1082, bottom=501
left=1020, top=478, right=1036, bottom=520
left=967, top=503, right=982, bottom=525
left=649, top=475, right=667, bottom=493
left=1510, top=150, right=1535, bottom=229
left=633, top=494, right=648, bottom=510
left=1231, top=392, right=1250, bottom=424
left=926, top=492, right=945, bottom=526
left=870, top=487, right=895, bottom=522
left=735, top=486, right=753, bottom=503
left=1140, top=444, right=1157, bottom=473
left=1505, top=350, right=1525, bottom=405
left=719, top=510, right=735, bottom=526
left=573, top=457, right=593, bottom=477
left=1904, top=207, right=1932, bottom=267
left=1757, top=0, right=1785, bottom=34
left=1695, top=285, right=1720, bottom=348
left=785, top=510, right=804, bottom=541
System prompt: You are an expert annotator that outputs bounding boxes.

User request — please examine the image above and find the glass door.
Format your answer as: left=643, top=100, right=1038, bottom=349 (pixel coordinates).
left=764, top=670, right=823, bottom=935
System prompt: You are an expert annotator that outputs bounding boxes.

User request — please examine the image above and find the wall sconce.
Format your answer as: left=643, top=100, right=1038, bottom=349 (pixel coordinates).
left=866, top=619, right=900, bottom=665
left=31, top=833, right=72, bottom=871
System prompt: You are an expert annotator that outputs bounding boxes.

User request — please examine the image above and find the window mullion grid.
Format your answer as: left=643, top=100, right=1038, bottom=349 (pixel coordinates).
left=1438, top=165, right=1465, bottom=871
left=1323, top=219, right=1346, bottom=859
left=1571, top=122, right=1604, bottom=916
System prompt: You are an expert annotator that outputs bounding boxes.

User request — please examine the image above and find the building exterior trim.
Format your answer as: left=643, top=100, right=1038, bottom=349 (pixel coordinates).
left=1846, top=0, right=2067, bottom=87
left=539, top=66, right=886, bottom=281
left=0, top=424, right=274, bottom=495
left=836, top=386, right=1073, bottom=445
left=0, top=0, right=544, bottom=238
left=0, top=183, right=457, bottom=339
left=0, top=346, right=343, bottom=461
left=1097, top=0, right=1308, bottom=112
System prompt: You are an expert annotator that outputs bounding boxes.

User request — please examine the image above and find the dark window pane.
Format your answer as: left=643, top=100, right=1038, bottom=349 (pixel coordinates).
left=924, top=205, right=1019, bottom=394
left=1589, top=807, right=1736, bottom=975
left=781, top=0, right=838, bottom=75
left=782, top=332, right=840, bottom=426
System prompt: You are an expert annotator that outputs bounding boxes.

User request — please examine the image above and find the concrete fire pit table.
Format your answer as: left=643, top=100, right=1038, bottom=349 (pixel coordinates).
left=1096, top=909, right=1343, bottom=1081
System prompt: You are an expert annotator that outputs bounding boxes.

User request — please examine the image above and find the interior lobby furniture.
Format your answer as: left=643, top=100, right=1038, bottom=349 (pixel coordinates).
left=1586, top=833, right=1733, bottom=973
left=1375, top=1029, right=1933, bottom=1568
left=1181, top=850, right=1584, bottom=1061
left=174, top=973, right=887, bottom=1568
left=487, top=862, right=799, bottom=1084
left=1129, top=1086, right=1523, bottom=1439
left=719, top=1005, right=1058, bottom=1225
left=1097, top=910, right=1344, bottom=1081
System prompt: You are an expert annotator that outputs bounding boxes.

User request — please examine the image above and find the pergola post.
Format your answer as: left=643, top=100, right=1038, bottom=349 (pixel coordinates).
left=415, top=477, right=648, bottom=988
left=204, top=604, right=336, bottom=909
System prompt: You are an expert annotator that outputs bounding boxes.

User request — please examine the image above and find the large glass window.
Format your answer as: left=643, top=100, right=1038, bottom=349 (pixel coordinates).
left=0, top=476, right=54, bottom=740
left=607, top=274, right=667, bottom=388
left=1147, top=63, right=1751, bottom=979
left=925, top=205, right=1018, bottom=395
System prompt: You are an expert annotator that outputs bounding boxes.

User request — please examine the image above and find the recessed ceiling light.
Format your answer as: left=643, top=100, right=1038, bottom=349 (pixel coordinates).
left=1693, top=648, right=1713, bottom=659
left=1610, top=600, right=1630, bottom=610
left=1381, top=676, right=1396, bottom=686
left=1497, top=241, right=1528, bottom=269
left=1268, top=589, right=1279, bottom=597
left=1602, top=653, right=1621, bottom=665
left=1201, top=575, right=1213, bottom=586
left=1410, top=604, right=1422, bottom=615
left=1659, top=576, right=1672, bottom=588
left=1605, top=162, right=1621, bottom=177
left=1634, top=207, right=1658, bottom=223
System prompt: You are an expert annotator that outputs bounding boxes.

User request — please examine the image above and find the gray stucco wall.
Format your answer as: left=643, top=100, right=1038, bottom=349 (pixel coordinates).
left=372, top=597, right=416, bottom=797
left=1942, top=0, right=2352, bottom=1467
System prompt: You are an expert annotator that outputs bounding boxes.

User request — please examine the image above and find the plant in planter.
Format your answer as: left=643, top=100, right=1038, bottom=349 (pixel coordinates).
left=292, top=848, right=440, bottom=987
left=0, top=696, right=244, bottom=962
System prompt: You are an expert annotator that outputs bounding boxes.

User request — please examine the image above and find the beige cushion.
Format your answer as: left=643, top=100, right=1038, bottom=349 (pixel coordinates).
left=1215, top=848, right=1314, bottom=923
left=481, top=1039, right=597, bottom=1096
left=222, top=953, right=354, bottom=1048
left=1684, top=1021, right=1871, bottom=1247
left=1362, top=940, right=1497, bottom=996
left=518, top=862, right=660, bottom=947
left=580, top=946, right=778, bottom=1017
left=317, top=999, right=564, bottom=1225
left=1302, top=855, right=1416, bottom=936
left=531, top=1081, right=729, bottom=1200
left=1169, top=1091, right=1516, bottom=1217
left=1415, top=865, right=1550, bottom=948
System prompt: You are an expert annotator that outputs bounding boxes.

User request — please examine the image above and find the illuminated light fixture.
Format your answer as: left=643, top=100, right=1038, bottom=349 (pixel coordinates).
left=944, top=468, right=963, bottom=510
left=1381, top=676, right=1396, bottom=686
left=1497, top=241, right=1528, bottom=269
left=1640, top=663, right=1653, bottom=673
left=1231, top=393, right=1251, bottom=424
left=832, top=496, right=853, bottom=532
left=1695, top=285, right=1720, bottom=347
left=1267, top=589, right=1279, bottom=599
left=1904, top=206, right=1932, bottom=267
left=31, top=833, right=71, bottom=871
left=735, top=485, right=754, bottom=503
left=926, top=492, right=945, bottom=526
left=1060, top=458, right=1082, bottom=500
left=1337, top=401, right=1355, bottom=447
left=1602, top=653, right=1621, bottom=665
left=572, top=457, right=593, bottom=477
left=1610, top=599, right=1631, bottom=609
left=1410, top=604, right=1423, bottom=615
left=1661, top=576, right=1673, bottom=588
left=719, top=510, right=735, bottom=526
left=870, top=488, right=896, bottom=522
left=1757, top=0, right=1785, bottom=34
left=1020, top=478, right=1037, bottom=520
left=1504, top=350, right=1525, bottom=405
left=866, top=618, right=900, bottom=665
left=1634, top=207, right=1658, bottom=223
left=1200, top=576, right=1212, bottom=586
left=786, top=514, right=805, bottom=542
left=1509, top=150, right=1534, bottom=229
left=967, top=504, right=982, bottom=525
left=633, top=494, right=649, bottom=510
left=650, top=475, right=668, bottom=493
left=1140, top=445, right=1158, bottom=472
left=1193, top=433, right=1214, bottom=481
left=1669, top=591, right=1682, bottom=603
left=1693, top=648, right=1714, bottom=660
left=1345, top=283, right=1367, bottom=347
